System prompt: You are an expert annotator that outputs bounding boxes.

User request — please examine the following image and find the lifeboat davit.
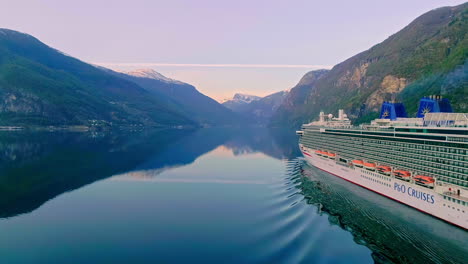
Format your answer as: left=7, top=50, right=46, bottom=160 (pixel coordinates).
left=363, top=162, right=376, bottom=171
left=413, top=175, right=435, bottom=189
left=327, top=152, right=336, bottom=159
left=393, top=170, right=411, bottom=181
left=377, top=165, right=392, bottom=175
left=352, top=160, right=363, bottom=168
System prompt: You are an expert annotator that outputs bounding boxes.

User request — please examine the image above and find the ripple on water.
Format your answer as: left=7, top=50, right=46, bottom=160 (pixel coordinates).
left=239, top=159, right=372, bottom=264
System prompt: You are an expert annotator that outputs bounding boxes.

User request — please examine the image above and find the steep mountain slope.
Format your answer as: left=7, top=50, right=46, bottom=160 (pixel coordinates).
left=0, top=29, right=194, bottom=127
left=222, top=93, right=261, bottom=112
left=271, top=3, right=467, bottom=128
left=115, top=69, right=244, bottom=126
left=272, top=70, right=329, bottom=125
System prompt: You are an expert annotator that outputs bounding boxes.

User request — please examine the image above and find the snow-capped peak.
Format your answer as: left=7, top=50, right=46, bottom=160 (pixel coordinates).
left=124, top=69, right=185, bottom=84
left=222, top=93, right=261, bottom=104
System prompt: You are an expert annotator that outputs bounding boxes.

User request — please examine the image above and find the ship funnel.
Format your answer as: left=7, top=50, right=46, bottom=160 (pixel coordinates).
left=379, top=102, right=407, bottom=120
left=417, top=96, right=453, bottom=118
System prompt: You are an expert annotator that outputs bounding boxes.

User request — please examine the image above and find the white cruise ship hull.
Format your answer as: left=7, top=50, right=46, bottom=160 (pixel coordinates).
left=301, top=149, right=467, bottom=230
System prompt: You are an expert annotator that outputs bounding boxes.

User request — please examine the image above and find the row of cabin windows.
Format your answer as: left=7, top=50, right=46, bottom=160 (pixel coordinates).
left=348, top=137, right=467, bottom=159
left=313, top=128, right=467, bottom=148
left=305, top=129, right=467, bottom=156
left=443, top=196, right=467, bottom=207
left=360, top=174, right=392, bottom=188
left=301, top=134, right=468, bottom=187
left=302, top=135, right=468, bottom=173
left=310, top=141, right=468, bottom=180
left=302, top=132, right=468, bottom=162
left=362, top=170, right=392, bottom=182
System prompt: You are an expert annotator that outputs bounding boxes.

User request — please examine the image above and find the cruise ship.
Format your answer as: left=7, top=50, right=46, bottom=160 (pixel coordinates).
left=296, top=96, right=467, bottom=229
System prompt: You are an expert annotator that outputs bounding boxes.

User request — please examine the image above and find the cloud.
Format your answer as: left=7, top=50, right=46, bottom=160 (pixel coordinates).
left=94, top=62, right=333, bottom=69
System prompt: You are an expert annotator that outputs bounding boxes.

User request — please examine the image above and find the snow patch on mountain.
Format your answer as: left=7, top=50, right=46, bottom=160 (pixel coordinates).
left=123, top=69, right=185, bottom=84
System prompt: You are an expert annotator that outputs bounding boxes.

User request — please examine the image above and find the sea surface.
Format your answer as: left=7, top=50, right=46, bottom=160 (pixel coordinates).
left=0, top=128, right=466, bottom=264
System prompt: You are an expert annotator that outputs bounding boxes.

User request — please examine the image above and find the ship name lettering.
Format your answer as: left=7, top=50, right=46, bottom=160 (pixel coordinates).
left=394, top=183, right=435, bottom=204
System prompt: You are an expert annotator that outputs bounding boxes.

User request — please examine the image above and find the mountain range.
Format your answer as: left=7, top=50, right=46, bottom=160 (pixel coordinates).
left=0, top=29, right=241, bottom=127
left=271, top=3, right=467, bottom=128
left=0, top=3, right=466, bottom=129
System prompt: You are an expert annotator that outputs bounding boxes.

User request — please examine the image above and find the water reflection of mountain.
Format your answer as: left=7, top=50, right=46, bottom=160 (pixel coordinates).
left=113, top=127, right=301, bottom=180
left=291, top=159, right=467, bottom=264
left=133, top=128, right=235, bottom=172
left=223, top=127, right=301, bottom=160
left=0, top=127, right=300, bottom=218
left=0, top=129, right=194, bottom=218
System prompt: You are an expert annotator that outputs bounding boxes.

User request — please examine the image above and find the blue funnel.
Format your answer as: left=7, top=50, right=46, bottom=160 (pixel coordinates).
left=417, top=97, right=453, bottom=118
left=380, top=102, right=408, bottom=120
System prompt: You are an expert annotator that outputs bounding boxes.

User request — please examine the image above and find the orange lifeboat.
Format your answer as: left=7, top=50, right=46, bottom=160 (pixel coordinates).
left=352, top=160, right=363, bottom=168
left=377, top=165, right=392, bottom=175
left=413, top=175, right=435, bottom=189
left=393, top=170, right=411, bottom=181
left=363, top=162, right=376, bottom=171
left=315, top=150, right=322, bottom=156
left=327, top=152, right=336, bottom=159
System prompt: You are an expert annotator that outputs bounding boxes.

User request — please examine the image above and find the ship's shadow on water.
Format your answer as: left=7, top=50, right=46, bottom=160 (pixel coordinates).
left=290, top=158, right=468, bottom=264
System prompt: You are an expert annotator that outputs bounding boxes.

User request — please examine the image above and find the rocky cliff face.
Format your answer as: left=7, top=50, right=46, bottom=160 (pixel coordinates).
left=271, top=3, right=467, bottom=128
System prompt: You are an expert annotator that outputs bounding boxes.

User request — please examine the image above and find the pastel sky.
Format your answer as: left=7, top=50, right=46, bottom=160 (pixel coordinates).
left=1, top=0, right=465, bottom=101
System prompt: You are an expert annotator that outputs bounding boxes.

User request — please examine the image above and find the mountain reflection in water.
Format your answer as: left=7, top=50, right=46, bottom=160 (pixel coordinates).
left=0, top=128, right=466, bottom=264
left=0, top=128, right=299, bottom=218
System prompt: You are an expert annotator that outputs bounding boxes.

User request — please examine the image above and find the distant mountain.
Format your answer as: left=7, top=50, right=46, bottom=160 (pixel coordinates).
left=241, top=91, right=289, bottom=123
left=114, top=68, right=244, bottom=126
left=271, top=3, right=468, bottom=128
left=0, top=28, right=194, bottom=127
left=222, top=93, right=261, bottom=112
left=223, top=91, right=289, bottom=124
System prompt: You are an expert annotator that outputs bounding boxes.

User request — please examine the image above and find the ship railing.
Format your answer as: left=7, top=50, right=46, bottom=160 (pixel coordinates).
left=446, top=136, right=468, bottom=143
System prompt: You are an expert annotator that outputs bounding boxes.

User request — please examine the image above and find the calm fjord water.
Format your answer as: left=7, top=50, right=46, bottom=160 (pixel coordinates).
left=0, top=128, right=466, bottom=264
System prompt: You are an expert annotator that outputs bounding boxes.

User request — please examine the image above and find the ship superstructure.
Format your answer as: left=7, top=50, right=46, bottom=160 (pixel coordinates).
left=297, top=96, right=468, bottom=229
